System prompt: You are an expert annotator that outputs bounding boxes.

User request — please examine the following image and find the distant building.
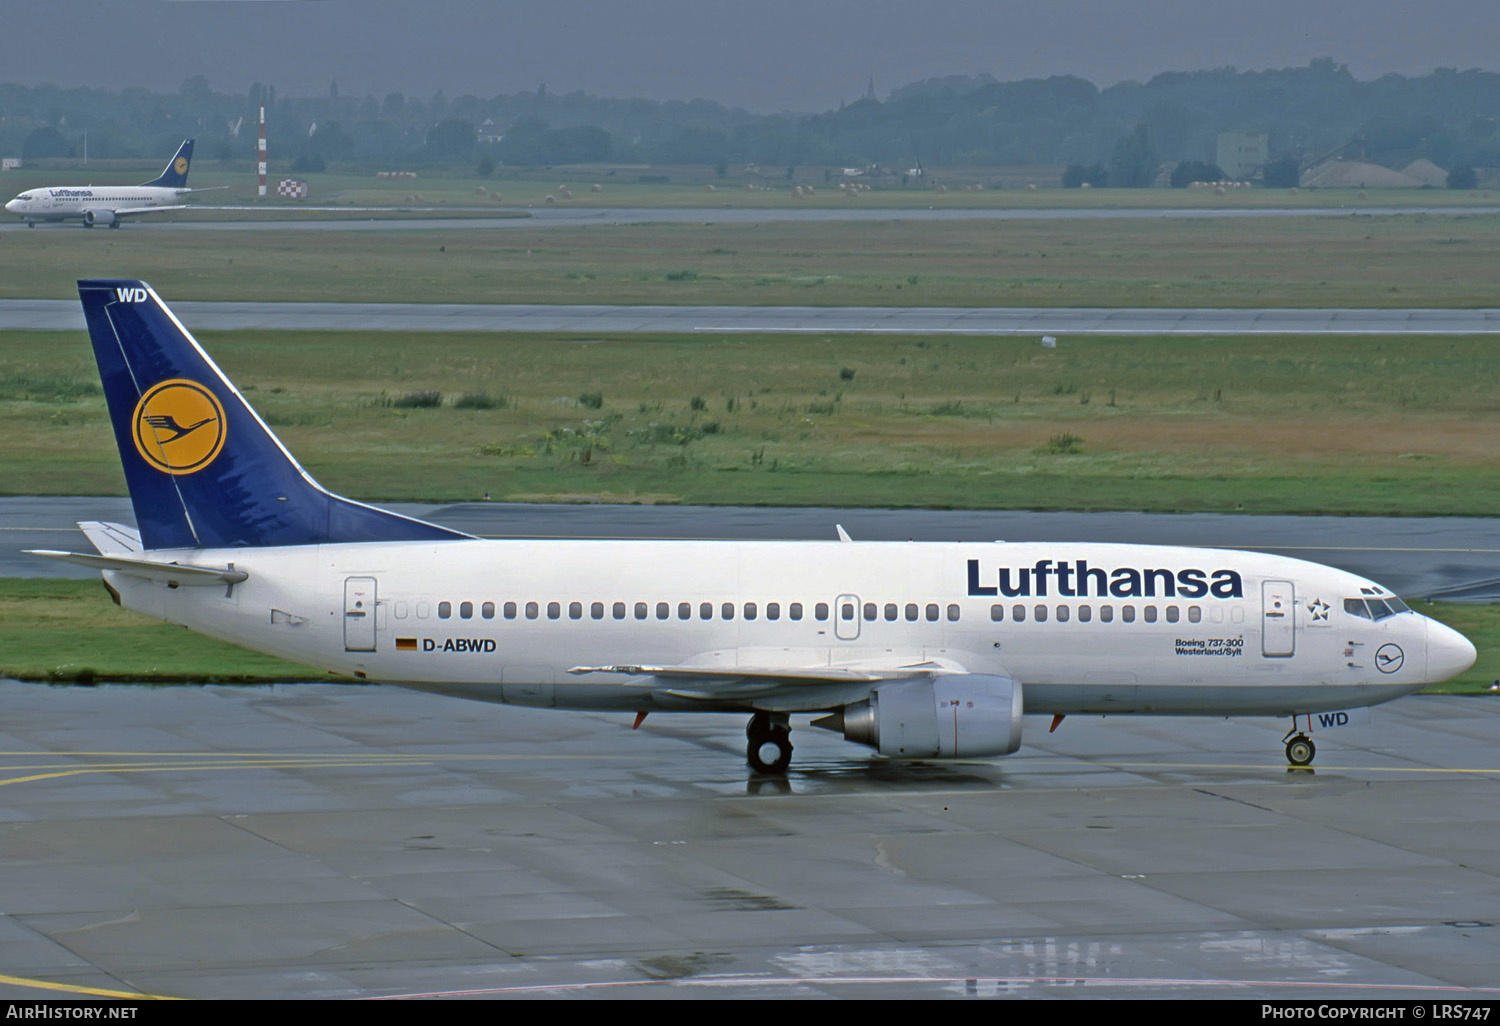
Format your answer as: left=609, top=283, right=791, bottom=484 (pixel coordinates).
left=1217, top=131, right=1267, bottom=180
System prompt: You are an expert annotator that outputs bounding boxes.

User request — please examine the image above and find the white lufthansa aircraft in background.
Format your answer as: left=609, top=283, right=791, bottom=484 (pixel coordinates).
left=28, top=281, right=1477, bottom=772
left=5, top=140, right=208, bottom=228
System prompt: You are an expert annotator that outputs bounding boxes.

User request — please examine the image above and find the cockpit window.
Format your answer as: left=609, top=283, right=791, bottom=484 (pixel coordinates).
left=1345, top=596, right=1409, bottom=621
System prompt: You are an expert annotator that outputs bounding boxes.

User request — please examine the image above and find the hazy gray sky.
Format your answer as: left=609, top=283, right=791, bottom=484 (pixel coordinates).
left=4, top=0, right=1499, bottom=113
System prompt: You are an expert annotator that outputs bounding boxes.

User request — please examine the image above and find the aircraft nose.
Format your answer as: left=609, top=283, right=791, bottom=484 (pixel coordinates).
left=4, top=199, right=18, bottom=213
left=1426, top=616, right=1477, bottom=683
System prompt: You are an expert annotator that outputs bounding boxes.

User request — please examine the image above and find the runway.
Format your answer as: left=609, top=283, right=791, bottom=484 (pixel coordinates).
left=8, top=298, right=1500, bottom=335
left=121, top=202, right=1500, bottom=231
left=0, top=680, right=1496, bottom=999
left=7, top=497, right=1500, bottom=600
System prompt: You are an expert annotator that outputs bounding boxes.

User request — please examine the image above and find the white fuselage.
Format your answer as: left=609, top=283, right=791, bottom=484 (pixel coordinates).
left=5, top=185, right=186, bottom=222
left=103, top=538, right=1468, bottom=718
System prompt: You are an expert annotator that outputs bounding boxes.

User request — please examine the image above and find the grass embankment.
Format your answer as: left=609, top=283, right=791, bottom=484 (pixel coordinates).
left=3, top=578, right=1493, bottom=695
left=5, top=329, right=1500, bottom=515
left=5, top=214, right=1500, bottom=308
left=0, top=578, right=337, bottom=683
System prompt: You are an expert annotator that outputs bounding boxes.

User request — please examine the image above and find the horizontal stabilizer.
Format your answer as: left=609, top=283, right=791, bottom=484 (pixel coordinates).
left=24, top=549, right=247, bottom=587
left=78, top=521, right=143, bottom=555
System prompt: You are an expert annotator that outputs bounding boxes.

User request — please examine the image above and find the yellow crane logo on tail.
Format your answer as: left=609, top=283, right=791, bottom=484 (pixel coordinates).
left=131, top=379, right=226, bottom=475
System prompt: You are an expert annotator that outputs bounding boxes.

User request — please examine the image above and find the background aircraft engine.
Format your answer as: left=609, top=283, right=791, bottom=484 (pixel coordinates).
left=821, top=674, right=1023, bottom=758
left=81, top=209, right=116, bottom=228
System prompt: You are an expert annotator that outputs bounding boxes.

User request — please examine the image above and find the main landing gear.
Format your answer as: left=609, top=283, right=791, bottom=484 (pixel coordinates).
left=747, top=712, right=792, bottom=774
left=1283, top=728, right=1317, bottom=767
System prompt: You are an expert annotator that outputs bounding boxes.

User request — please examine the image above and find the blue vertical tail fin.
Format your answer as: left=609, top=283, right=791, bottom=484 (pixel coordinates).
left=139, top=139, right=194, bottom=188
left=78, top=280, right=470, bottom=551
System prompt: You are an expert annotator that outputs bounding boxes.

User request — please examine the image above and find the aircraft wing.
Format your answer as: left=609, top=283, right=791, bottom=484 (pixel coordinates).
left=112, top=205, right=191, bottom=218
left=24, top=549, right=247, bottom=587
left=567, top=656, right=966, bottom=706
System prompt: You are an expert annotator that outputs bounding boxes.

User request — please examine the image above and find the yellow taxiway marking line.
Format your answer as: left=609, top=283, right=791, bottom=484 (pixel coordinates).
left=0, top=971, right=177, bottom=1000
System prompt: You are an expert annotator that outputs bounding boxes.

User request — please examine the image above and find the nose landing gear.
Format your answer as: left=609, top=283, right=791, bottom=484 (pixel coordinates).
left=1283, top=729, right=1316, bottom=766
left=747, top=712, right=792, bottom=774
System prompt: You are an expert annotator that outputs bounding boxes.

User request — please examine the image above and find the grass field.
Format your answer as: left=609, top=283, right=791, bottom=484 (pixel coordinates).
left=5, top=213, right=1500, bottom=308
left=6, top=327, right=1500, bottom=515
left=9, top=161, right=1500, bottom=209
left=4, top=577, right=1493, bottom=695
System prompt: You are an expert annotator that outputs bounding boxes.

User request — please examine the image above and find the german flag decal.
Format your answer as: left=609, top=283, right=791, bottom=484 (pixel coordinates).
left=396, top=637, right=418, bottom=651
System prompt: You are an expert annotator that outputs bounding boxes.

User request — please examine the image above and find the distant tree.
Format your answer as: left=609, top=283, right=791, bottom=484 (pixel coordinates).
left=1262, top=157, right=1301, bottom=189
left=1169, top=160, right=1226, bottom=188
left=1108, top=124, right=1157, bottom=187
left=1061, top=162, right=1106, bottom=188
left=290, top=154, right=325, bottom=173
left=1448, top=164, right=1479, bottom=190
left=477, top=156, right=496, bottom=177
left=425, top=119, right=476, bottom=161
left=21, top=126, right=69, bottom=160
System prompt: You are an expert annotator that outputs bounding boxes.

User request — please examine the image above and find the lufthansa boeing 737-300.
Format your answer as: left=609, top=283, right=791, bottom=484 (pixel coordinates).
left=27, top=281, right=1477, bottom=772
left=5, top=141, right=209, bottom=228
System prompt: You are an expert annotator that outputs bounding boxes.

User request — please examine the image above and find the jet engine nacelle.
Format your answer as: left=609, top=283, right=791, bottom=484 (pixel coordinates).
left=824, top=674, right=1023, bottom=758
left=81, top=209, right=117, bottom=228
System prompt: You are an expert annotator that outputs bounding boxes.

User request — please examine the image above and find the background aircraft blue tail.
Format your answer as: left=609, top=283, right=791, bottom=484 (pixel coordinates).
left=139, top=139, right=194, bottom=188
left=78, top=279, right=470, bottom=550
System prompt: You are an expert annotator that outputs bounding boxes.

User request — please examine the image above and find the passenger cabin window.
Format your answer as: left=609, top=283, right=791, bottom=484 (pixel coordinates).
left=614, top=602, right=627, bottom=620
left=635, top=602, right=648, bottom=620
left=569, top=601, right=582, bottom=620
left=482, top=601, right=495, bottom=619
left=504, top=601, right=516, bottom=620
left=679, top=602, right=692, bottom=620
left=1078, top=604, right=1092, bottom=622
left=991, top=604, right=1004, bottom=622
left=906, top=603, right=919, bottom=622
left=460, top=601, right=473, bottom=619
left=947, top=604, right=960, bottom=622
left=926, top=603, right=940, bottom=622
left=1122, top=606, right=1136, bottom=623
left=745, top=602, right=757, bottom=620
left=722, top=602, right=735, bottom=620
left=885, top=603, right=897, bottom=622
left=438, top=601, right=452, bottom=619
left=1012, top=604, right=1026, bottom=623
left=657, top=602, right=670, bottom=620
left=1144, top=606, right=1158, bottom=623
left=700, top=602, right=713, bottom=620
left=592, top=601, right=604, bottom=619
left=548, top=602, right=561, bottom=620
left=525, top=601, right=539, bottom=620
left=815, top=603, right=828, bottom=621
left=767, top=602, right=780, bottom=621
left=790, top=603, right=804, bottom=621
left=1188, top=607, right=1202, bottom=623
left=1034, top=604, right=1047, bottom=623
left=1057, top=605, right=1070, bottom=623
left=1100, top=605, right=1114, bottom=623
